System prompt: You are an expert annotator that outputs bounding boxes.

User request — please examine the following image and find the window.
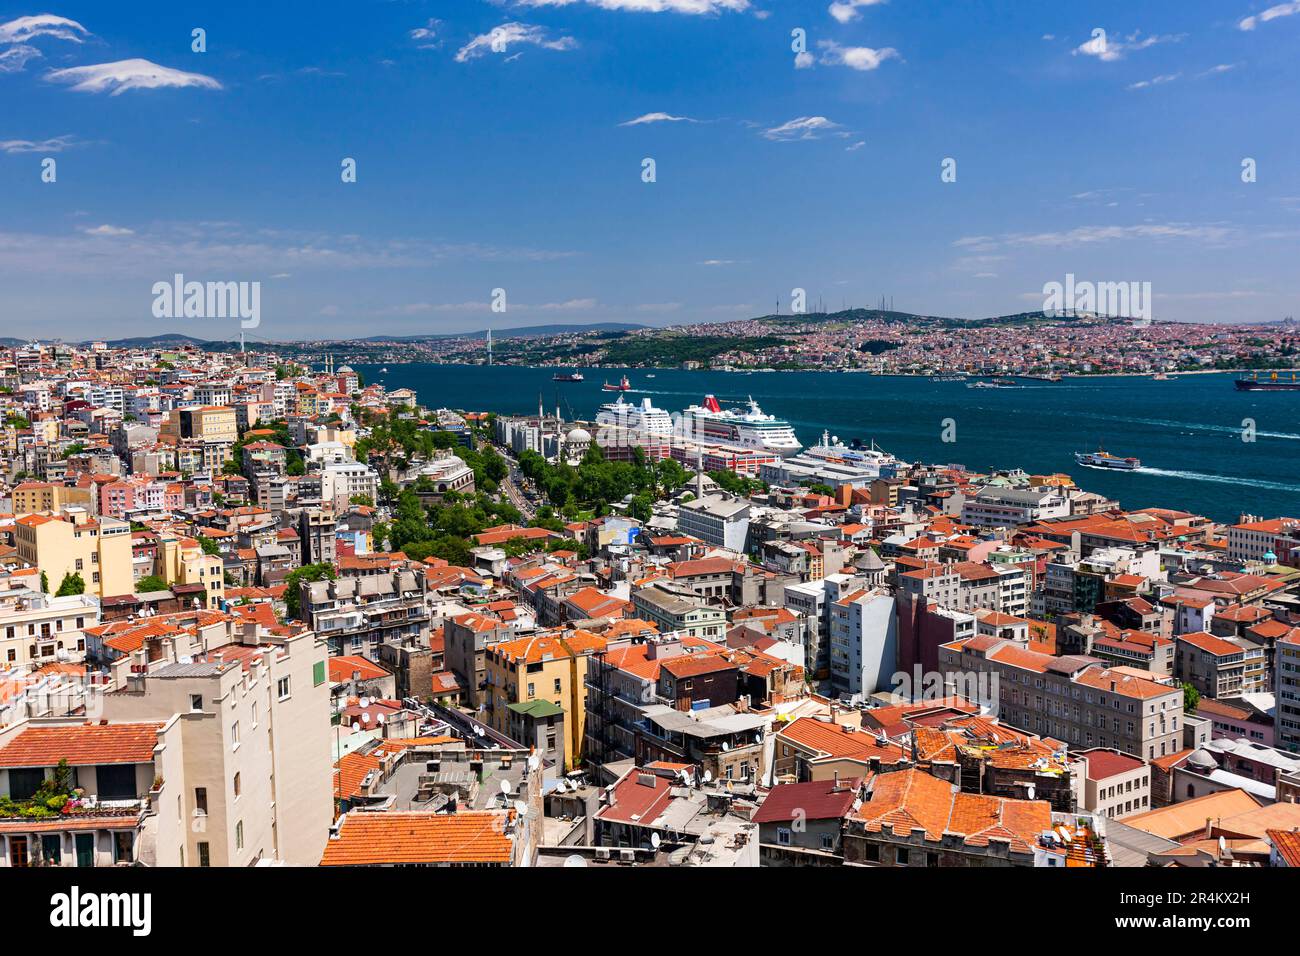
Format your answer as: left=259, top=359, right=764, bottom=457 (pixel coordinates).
left=232, top=721, right=240, bottom=747
left=313, top=660, right=326, bottom=687
left=233, top=772, right=241, bottom=798
left=195, top=787, right=207, bottom=814
left=190, top=694, right=203, bottom=712
left=277, top=676, right=291, bottom=700
left=527, top=682, right=535, bottom=698
left=776, top=827, right=792, bottom=845
left=235, top=821, right=244, bottom=851
left=198, top=842, right=210, bottom=867
left=820, top=833, right=834, bottom=850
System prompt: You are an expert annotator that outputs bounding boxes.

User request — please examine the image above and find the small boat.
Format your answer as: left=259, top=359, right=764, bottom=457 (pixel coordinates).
left=380, top=367, right=389, bottom=373
left=967, top=379, right=1014, bottom=389
left=602, top=375, right=632, bottom=392
left=645, top=373, right=656, bottom=379
left=553, top=371, right=584, bottom=382
left=1074, top=447, right=1141, bottom=470
left=1152, top=372, right=1170, bottom=381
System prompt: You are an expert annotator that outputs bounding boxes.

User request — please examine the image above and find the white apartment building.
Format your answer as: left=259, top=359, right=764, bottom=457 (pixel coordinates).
left=828, top=588, right=896, bottom=699
left=0, top=585, right=99, bottom=669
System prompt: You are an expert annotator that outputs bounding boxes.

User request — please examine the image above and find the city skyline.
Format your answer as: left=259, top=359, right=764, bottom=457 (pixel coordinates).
left=2, top=1, right=1299, bottom=340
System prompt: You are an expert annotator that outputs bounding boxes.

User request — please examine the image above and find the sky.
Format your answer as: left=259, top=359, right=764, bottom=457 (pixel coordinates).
left=0, top=0, right=1298, bottom=342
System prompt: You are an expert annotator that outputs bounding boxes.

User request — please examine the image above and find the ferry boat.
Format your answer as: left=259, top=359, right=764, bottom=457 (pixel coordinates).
left=802, top=429, right=896, bottom=468
left=602, top=375, right=632, bottom=392
left=1074, top=447, right=1141, bottom=471
left=1235, top=371, right=1300, bottom=391
left=596, top=395, right=673, bottom=435
left=553, top=371, right=584, bottom=382
left=680, top=394, right=802, bottom=455
left=967, top=379, right=1015, bottom=389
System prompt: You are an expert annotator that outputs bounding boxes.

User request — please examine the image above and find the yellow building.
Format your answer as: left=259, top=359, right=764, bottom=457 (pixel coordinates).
left=13, top=508, right=133, bottom=599
left=160, top=406, right=238, bottom=472
left=156, top=533, right=226, bottom=610
left=484, top=629, right=605, bottom=770
left=11, top=481, right=96, bottom=516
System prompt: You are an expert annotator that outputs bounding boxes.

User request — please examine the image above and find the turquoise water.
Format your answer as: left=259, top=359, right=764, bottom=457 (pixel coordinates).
left=355, top=364, right=1300, bottom=522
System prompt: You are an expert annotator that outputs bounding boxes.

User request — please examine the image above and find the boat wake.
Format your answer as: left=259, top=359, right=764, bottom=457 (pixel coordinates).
left=1134, top=467, right=1300, bottom=493
left=1081, top=413, right=1300, bottom=441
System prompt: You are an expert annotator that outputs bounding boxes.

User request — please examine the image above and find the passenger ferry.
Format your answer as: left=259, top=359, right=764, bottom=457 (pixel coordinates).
left=680, top=395, right=802, bottom=455
left=596, top=395, right=674, bottom=436
left=1074, top=447, right=1141, bottom=471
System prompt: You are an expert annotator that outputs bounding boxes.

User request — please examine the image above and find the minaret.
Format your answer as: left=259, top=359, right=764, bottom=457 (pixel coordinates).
left=487, top=328, right=493, bottom=366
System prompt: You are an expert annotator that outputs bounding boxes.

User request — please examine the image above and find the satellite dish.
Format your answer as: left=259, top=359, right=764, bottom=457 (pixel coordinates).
left=361, top=712, right=370, bottom=723
left=528, top=755, right=540, bottom=771
left=563, top=854, right=587, bottom=868
left=721, top=741, right=729, bottom=752
left=514, top=800, right=528, bottom=816
left=350, top=721, right=360, bottom=733
left=651, top=832, right=661, bottom=849
left=360, top=696, right=371, bottom=708
left=702, top=770, right=712, bottom=783
left=474, top=725, right=485, bottom=736
left=499, top=779, right=512, bottom=794
left=375, top=713, right=385, bottom=724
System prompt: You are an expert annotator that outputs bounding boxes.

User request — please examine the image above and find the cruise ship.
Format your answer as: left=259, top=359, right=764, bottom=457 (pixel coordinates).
left=680, top=395, right=802, bottom=455
left=802, top=429, right=896, bottom=469
left=596, top=395, right=674, bottom=436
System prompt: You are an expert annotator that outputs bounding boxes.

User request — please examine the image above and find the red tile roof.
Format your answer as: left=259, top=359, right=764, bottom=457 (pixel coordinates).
left=754, top=777, right=862, bottom=824
left=319, top=811, right=512, bottom=865
left=0, top=722, right=162, bottom=768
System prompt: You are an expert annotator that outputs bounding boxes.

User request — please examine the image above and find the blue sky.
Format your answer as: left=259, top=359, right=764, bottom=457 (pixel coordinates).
left=1, top=0, right=1297, bottom=341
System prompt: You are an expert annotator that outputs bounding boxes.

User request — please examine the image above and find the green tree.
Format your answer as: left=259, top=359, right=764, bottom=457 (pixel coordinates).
left=136, top=574, right=168, bottom=593
left=283, top=562, right=336, bottom=620
left=627, top=493, right=653, bottom=523
left=1182, top=682, right=1200, bottom=713
left=54, top=572, right=85, bottom=596
left=40, top=571, right=48, bottom=593
left=197, top=535, right=221, bottom=556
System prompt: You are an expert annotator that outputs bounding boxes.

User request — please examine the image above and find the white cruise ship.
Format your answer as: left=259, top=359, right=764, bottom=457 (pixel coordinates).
left=680, top=395, right=802, bottom=455
left=596, top=395, right=674, bottom=436
left=802, top=429, right=896, bottom=469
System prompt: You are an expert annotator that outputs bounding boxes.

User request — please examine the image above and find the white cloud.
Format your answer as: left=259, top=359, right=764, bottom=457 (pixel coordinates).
left=1239, top=1, right=1300, bottom=30
left=44, top=59, right=222, bottom=95
left=794, top=51, right=814, bottom=69
left=410, top=18, right=441, bottom=47
left=1128, top=72, right=1181, bottom=90
left=828, top=0, right=887, bottom=24
left=0, top=14, right=89, bottom=44
left=1199, top=63, right=1236, bottom=76
left=80, top=224, right=134, bottom=237
left=700, top=258, right=737, bottom=266
left=955, top=222, right=1235, bottom=250
left=619, top=111, right=697, bottom=126
left=0, top=134, right=81, bottom=153
left=763, top=116, right=842, bottom=141
left=455, top=23, right=577, bottom=63
left=0, top=44, right=41, bottom=73
left=511, top=0, right=750, bottom=14
left=817, top=39, right=899, bottom=71
left=1073, top=29, right=1184, bottom=62
left=845, top=140, right=865, bottom=151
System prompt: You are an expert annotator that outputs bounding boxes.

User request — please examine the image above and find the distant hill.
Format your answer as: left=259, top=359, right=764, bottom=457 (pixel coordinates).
left=355, top=322, right=648, bottom=342
left=96, top=333, right=216, bottom=348
left=753, top=307, right=1106, bottom=329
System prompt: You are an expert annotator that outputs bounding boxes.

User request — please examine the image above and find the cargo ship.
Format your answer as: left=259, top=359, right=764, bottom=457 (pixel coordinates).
left=602, top=375, right=632, bottom=391
left=1235, top=371, right=1300, bottom=391
left=1074, top=447, right=1141, bottom=471
left=552, top=371, right=584, bottom=382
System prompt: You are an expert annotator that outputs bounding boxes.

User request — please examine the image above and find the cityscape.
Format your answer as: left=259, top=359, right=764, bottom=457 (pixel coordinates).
left=0, top=0, right=1296, bottom=936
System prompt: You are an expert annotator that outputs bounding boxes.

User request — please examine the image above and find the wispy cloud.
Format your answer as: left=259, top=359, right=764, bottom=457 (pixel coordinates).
left=1239, top=1, right=1300, bottom=30
left=817, top=39, right=899, bottom=71
left=455, top=23, right=577, bottom=63
left=619, top=111, right=698, bottom=126
left=1128, top=72, right=1181, bottom=90
left=1073, top=29, right=1185, bottom=62
left=955, top=222, right=1236, bottom=251
left=828, top=0, right=887, bottom=24
left=410, top=18, right=441, bottom=48
left=510, top=0, right=750, bottom=14
left=0, top=134, right=83, bottom=153
left=44, top=59, right=222, bottom=95
left=0, top=14, right=89, bottom=45
left=763, top=116, right=842, bottom=141
left=0, top=44, right=41, bottom=73
left=1199, top=63, right=1237, bottom=77
left=79, top=224, right=134, bottom=237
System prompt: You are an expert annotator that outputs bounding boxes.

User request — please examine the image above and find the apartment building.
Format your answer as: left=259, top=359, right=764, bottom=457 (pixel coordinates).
left=0, top=582, right=98, bottom=668
left=1078, top=748, right=1151, bottom=819
left=100, top=627, right=332, bottom=866
left=10, top=480, right=96, bottom=516
left=1277, top=630, right=1300, bottom=753
left=631, top=584, right=726, bottom=641
left=1175, top=631, right=1270, bottom=700
left=299, top=569, right=429, bottom=656
left=828, top=588, right=897, bottom=699
left=484, top=629, right=606, bottom=770
left=13, top=508, right=133, bottom=599
left=677, top=494, right=751, bottom=551
left=939, top=636, right=1184, bottom=760
left=319, top=460, right=379, bottom=511
left=1228, top=516, right=1300, bottom=564
left=960, top=487, right=1069, bottom=529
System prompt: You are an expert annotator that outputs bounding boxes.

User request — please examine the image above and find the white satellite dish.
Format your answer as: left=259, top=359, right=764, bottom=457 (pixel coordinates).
left=350, top=721, right=360, bottom=733
left=178, top=655, right=192, bottom=665
left=528, top=755, right=540, bottom=771
left=474, top=726, right=485, bottom=736
left=702, top=770, right=712, bottom=783
left=651, top=832, right=661, bottom=849
left=514, top=800, right=528, bottom=816
left=360, top=696, right=371, bottom=708
left=361, top=712, right=370, bottom=723
left=375, top=713, right=385, bottom=725
left=499, top=779, right=512, bottom=794
left=563, top=854, right=587, bottom=868
left=721, top=741, right=729, bottom=752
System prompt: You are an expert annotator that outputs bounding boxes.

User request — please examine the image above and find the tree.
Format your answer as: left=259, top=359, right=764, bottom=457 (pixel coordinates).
left=627, top=493, right=653, bottom=523
left=136, top=574, right=168, bottom=593
left=283, top=562, right=336, bottom=620
left=40, top=571, right=48, bottom=593
left=54, top=572, right=85, bottom=596
left=1182, top=682, right=1200, bottom=713
left=197, top=535, right=220, bottom=556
